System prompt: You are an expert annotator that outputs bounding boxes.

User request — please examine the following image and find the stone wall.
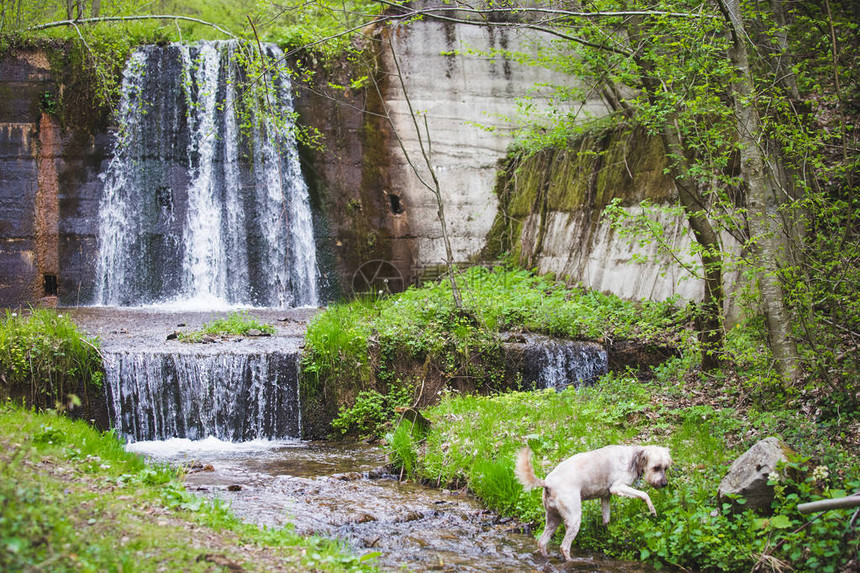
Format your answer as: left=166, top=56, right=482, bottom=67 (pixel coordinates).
left=0, top=47, right=109, bottom=308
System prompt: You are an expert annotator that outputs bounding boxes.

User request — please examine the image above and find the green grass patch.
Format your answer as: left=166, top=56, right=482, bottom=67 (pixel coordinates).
left=302, top=266, right=686, bottom=437
left=178, top=311, right=276, bottom=342
left=0, top=404, right=376, bottom=572
left=389, top=373, right=859, bottom=572
left=0, top=309, right=103, bottom=410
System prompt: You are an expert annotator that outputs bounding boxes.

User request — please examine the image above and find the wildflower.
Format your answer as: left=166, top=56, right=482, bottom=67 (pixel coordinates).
left=812, top=465, right=829, bottom=482
left=768, top=471, right=780, bottom=483
left=11, top=312, right=17, bottom=317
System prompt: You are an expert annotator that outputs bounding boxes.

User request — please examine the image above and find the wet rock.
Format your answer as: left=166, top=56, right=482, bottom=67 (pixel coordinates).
left=333, top=472, right=363, bottom=481
left=366, top=467, right=392, bottom=479
left=718, top=437, right=794, bottom=513
left=351, top=513, right=377, bottom=524
left=398, top=511, right=424, bottom=523
left=227, top=484, right=242, bottom=492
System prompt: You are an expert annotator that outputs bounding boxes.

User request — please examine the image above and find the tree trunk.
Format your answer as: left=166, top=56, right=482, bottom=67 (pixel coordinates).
left=717, top=0, right=800, bottom=383
left=629, top=14, right=726, bottom=370
left=661, top=129, right=725, bottom=370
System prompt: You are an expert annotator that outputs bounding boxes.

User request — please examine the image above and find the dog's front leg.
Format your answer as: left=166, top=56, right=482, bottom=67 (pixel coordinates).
left=609, top=484, right=657, bottom=515
left=600, top=496, right=611, bottom=525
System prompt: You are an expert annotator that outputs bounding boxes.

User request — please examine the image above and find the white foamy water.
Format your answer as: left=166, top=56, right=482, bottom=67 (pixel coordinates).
left=127, top=436, right=292, bottom=459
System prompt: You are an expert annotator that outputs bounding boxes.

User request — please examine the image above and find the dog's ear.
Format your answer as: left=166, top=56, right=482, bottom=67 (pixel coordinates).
left=630, top=447, right=648, bottom=478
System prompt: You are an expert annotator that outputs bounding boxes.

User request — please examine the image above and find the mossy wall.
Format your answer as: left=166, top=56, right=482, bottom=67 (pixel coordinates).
left=485, top=125, right=710, bottom=303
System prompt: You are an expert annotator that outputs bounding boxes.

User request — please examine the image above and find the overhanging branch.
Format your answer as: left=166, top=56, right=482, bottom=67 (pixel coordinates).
left=25, top=15, right=238, bottom=39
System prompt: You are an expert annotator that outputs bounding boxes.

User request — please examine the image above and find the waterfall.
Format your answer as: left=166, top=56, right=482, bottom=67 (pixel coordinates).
left=104, top=349, right=302, bottom=442
left=95, top=41, right=318, bottom=308
left=505, top=334, right=608, bottom=390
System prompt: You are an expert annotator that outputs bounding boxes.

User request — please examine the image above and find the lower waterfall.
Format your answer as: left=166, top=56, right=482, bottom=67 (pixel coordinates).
left=104, top=349, right=301, bottom=442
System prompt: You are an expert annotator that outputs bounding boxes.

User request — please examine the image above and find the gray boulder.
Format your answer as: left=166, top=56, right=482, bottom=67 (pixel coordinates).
left=718, top=437, right=793, bottom=513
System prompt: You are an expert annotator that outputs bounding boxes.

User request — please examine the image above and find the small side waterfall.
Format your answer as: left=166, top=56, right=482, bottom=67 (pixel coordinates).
left=104, top=348, right=301, bottom=442
left=504, top=334, right=608, bottom=390
left=95, top=41, right=317, bottom=308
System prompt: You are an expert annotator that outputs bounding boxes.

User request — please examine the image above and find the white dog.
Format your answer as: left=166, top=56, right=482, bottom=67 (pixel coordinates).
left=515, top=444, right=672, bottom=561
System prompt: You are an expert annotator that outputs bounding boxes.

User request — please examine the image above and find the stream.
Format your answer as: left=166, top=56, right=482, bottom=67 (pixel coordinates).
left=129, top=439, right=655, bottom=573
left=72, top=308, right=653, bottom=571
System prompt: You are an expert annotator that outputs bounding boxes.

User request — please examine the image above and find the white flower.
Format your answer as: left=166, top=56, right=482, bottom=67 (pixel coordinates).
left=812, top=465, right=829, bottom=482
left=768, top=471, right=780, bottom=483
left=11, top=312, right=17, bottom=317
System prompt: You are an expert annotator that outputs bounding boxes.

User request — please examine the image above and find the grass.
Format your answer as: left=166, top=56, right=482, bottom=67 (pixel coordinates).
left=0, top=309, right=103, bottom=410
left=178, top=311, right=276, bottom=342
left=301, top=266, right=686, bottom=418
left=0, top=403, right=377, bottom=572
left=388, top=371, right=859, bottom=572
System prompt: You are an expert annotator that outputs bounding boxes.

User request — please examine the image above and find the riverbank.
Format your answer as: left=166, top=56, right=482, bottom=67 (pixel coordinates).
left=0, top=405, right=375, bottom=572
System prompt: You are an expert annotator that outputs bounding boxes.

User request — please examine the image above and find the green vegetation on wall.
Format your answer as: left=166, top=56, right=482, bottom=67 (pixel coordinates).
left=484, top=124, right=674, bottom=262
left=0, top=309, right=103, bottom=411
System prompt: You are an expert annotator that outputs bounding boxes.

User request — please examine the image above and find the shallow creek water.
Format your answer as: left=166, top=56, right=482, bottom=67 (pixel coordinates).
left=130, top=439, right=655, bottom=573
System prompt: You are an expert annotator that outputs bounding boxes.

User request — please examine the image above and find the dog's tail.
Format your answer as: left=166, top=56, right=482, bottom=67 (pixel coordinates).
left=515, top=447, right=546, bottom=491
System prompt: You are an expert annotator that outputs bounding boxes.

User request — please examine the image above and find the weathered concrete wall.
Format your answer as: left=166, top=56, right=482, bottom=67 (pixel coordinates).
left=487, top=125, right=742, bottom=315
left=381, top=20, right=609, bottom=278
left=0, top=47, right=108, bottom=308
left=296, top=17, right=610, bottom=292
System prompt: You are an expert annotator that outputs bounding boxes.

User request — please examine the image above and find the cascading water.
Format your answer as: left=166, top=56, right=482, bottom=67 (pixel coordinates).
left=104, top=348, right=301, bottom=442
left=95, top=41, right=318, bottom=308
left=505, top=334, right=608, bottom=390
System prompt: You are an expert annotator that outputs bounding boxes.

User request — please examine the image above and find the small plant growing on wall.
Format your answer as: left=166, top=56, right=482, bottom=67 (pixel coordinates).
left=177, top=311, right=276, bottom=342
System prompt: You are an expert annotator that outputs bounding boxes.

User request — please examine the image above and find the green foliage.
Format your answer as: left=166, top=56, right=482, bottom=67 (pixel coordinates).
left=0, top=309, right=103, bottom=410
left=302, top=266, right=686, bottom=406
left=177, top=311, right=275, bottom=342
left=411, top=373, right=859, bottom=572
left=384, top=419, right=422, bottom=479
left=331, top=384, right=412, bottom=438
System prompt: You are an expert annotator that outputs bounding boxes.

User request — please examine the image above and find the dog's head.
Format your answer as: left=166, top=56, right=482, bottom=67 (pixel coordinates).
left=633, top=446, right=673, bottom=488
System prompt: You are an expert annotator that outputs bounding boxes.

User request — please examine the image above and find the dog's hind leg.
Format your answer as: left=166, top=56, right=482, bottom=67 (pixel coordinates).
left=537, top=505, right=562, bottom=557
left=557, top=494, right=582, bottom=561
left=601, top=496, right=611, bottom=526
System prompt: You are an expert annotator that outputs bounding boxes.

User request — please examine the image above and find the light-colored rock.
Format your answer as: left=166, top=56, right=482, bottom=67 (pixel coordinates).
left=718, top=437, right=793, bottom=513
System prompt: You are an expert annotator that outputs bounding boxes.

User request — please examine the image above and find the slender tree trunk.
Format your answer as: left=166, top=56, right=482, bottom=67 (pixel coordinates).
left=630, top=14, right=725, bottom=369
left=717, top=0, right=800, bottom=383
left=662, top=129, right=726, bottom=370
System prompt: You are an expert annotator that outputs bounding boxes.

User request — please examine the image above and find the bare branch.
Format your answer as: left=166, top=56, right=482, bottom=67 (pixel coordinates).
left=24, top=15, right=238, bottom=39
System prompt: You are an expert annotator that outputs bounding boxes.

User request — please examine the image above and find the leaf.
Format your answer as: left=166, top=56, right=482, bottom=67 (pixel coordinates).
left=770, top=515, right=793, bottom=529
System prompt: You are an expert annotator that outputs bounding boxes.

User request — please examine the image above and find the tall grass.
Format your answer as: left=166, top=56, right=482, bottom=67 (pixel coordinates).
left=0, top=309, right=103, bottom=410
